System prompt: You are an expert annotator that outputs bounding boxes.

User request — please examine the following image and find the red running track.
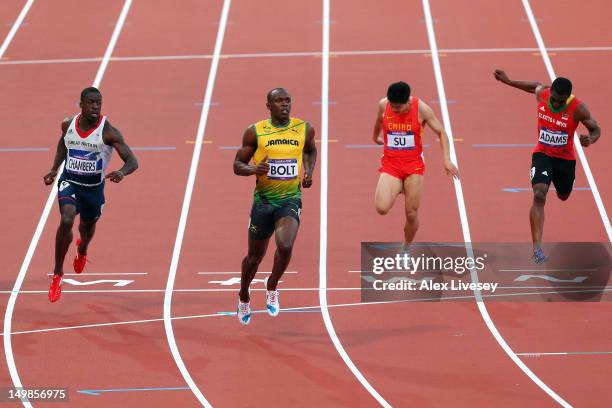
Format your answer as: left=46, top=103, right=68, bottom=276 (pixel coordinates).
left=0, top=0, right=610, bottom=407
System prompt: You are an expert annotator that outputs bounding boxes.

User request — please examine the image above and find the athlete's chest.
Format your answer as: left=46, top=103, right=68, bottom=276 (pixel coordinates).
left=537, top=105, right=574, bottom=131
left=258, top=131, right=303, bottom=154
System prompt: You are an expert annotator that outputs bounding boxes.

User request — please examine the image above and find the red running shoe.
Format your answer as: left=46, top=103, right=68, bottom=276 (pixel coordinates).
left=48, top=274, right=62, bottom=303
left=73, top=239, right=87, bottom=274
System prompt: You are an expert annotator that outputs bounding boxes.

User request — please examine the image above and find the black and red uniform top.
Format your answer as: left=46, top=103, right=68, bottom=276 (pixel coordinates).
left=535, top=88, right=581, bottom=160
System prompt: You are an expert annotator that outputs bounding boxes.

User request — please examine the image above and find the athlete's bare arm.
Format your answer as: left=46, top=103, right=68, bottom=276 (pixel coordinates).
left=574, top=103, right=601, bottom=147
left=302, top=123, right=317, bottom=188
left=102, top=121, right=139, bottom=183
left=372, top=98, right=387, bottom=145
left=43, top=117, right=72, bottom=185
left=494, top=69, right=546, bottom=101
left=419, top=101, right=460, bottom=178
left=233, top=126, right=270, bottom=176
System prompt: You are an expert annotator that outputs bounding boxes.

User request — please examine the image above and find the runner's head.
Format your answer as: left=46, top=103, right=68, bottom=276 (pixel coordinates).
left=549, top=77, right=572, bottom=110
left=80, top=87, right=102, bottom=122
left=387, top=82, right=411, bottom=113
left=266, top=88, right=291, bottom=122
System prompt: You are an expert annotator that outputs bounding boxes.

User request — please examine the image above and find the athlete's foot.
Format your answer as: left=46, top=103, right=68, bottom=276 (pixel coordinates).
left=237, top=299, right=251, bottom=326
left=73, top=239, right=87, bottom=274
left=532, top=247, right=548, bottom=264
left=264, top=277, right=280, bottom=317
left=48, top=274, right=63, bottom=303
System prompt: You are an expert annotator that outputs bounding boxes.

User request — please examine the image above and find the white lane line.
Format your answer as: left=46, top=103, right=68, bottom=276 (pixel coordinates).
left=196, top=271, right=298, bottom=275
left=498, top=269, right=598, bottom=272
left=0, top=0, right=35, bottom=58
left=5, top=285, right=611, bottom=338
left=522, top=0, right=612, bottom=243
left=422, top=1, right=571, bottom=407
left=3, top=287, right=611, bottom=296
left=3, top=2, right=134, bottom=407
left=3, top=46, right=612, bottom=66
left=517, top=351, right=612, bottom=357
left=318, top=1, right=391, bottom=406
left=45, top=272, right=148, bottom=276
left=163, top=1, right=231, bottom=407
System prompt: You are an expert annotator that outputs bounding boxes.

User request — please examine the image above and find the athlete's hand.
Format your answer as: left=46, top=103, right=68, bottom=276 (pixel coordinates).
left=302, top=172, right=313, bottom=188
left=254, top=156, right=270, bottom=175
left=579, top=134, right=592, bottom=147
left=105, top=170, right=125, bottom=183
left=373, top=135, right=384, bottom=145
left=493, top=69, right=509, bottom=84
left=444, top=159, right=460, bottom=178
left=43, top=170, right=58, bottom=185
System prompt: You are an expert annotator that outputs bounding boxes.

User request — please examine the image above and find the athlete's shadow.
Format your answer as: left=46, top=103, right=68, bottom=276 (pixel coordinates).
left=539, top=242, right=611, bottom=301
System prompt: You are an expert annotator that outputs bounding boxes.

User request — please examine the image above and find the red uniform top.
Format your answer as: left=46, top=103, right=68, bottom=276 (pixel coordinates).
left=534, top=88, right=581, bottom=160
left=382, top=97, right=423, bottom=160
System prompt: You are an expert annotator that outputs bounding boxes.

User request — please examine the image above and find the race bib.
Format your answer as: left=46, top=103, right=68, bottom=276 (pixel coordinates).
left=268, top=158, right=298, bottom=180
left=539, top=128, right=568, bottom=147
left=66, top=156, right=99, bottom=174
left=386, top=132, right=415, bottom=150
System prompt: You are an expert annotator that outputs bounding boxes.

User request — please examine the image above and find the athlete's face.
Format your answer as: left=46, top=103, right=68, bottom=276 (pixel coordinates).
left=267, top=91, right=291, bottom=121
left=80, top=93, right=102, bottom=122
left=549, top=89, right=569, bottom=111
left=389, top=102, right=409, bottom=114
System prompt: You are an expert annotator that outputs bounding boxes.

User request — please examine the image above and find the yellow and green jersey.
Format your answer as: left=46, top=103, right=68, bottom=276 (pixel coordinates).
left=252, top=118, right=306, bottom=205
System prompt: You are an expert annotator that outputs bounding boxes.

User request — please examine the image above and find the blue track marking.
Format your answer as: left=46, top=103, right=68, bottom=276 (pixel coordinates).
left=503, top=187, right=591, bottom=192
left=0, top=147, right=49, bottom=152
left=217, top=308, right=322, bottom=316
left=131, top=146, right=176, bottom=151
left=345, top=144, right=430, bottom=149
left=472, top=143, right=535, bottom=148
left=78, top=387, right=190, bottom=396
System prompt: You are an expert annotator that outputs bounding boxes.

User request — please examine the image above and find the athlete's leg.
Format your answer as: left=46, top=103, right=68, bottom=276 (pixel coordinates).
left=375, top=172, right=404, bottom=215
left=552, top=158, right=576, bottom=202
left=530, top=183, right=549, bottom=248
left=403, top=174, right=424, bottom=243
left=77, top=218, right=98, bottom=255
left=267, top=216, right=300, bottom=291
left=54, top=204, right=76, bottom=276
left=239, top=238, right=269, bottom=302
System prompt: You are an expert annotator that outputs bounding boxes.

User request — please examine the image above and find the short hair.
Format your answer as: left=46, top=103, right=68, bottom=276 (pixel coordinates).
left=551, top=77, right=572, bottom=96
left=267, top=87, right=289, bottom=102
left=80, top=87, right=101, bottom=102
left=387, top=82, right=411, bottom=104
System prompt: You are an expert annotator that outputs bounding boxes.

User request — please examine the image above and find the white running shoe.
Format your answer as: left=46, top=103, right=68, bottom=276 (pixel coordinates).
left=237, top=299, right=251, bottom=326
left=264, top=277, right=280, bottom=317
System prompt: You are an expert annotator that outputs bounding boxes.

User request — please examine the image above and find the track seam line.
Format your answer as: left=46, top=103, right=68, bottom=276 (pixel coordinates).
left=4, top=46, right=612, bottom=66
left=421, top=1, right=572, bottom=407
left=162, top=0, right=231, bottom=406
left=317, top=1, right=391, bottom=407
left=3, top=1, right=134, bottom=407
left=521, top=0, right=612, bottom=242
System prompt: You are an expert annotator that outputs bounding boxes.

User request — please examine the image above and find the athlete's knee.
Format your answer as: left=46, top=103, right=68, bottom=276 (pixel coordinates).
left=244, top=254, right=263, bottom=268
left=376, top=201, right=392, bottom=215
left=59, top=213, right=75, bottom=229
left=557, top=192, right=571, bottom=201
left=533, top=188, right=548, bottom=204
left=276, top=241, right=294, bottom=258
left=405, top=207, right=418, bottom=224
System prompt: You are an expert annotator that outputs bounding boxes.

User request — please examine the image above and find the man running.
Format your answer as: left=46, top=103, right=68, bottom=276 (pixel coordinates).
left=494, top=70, right=601, bottom=263
left=233, top=88, right=317, bottom=325
left=43, top=87, right=138, bottom=302
left=373, top=81, right=459, bottom=246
